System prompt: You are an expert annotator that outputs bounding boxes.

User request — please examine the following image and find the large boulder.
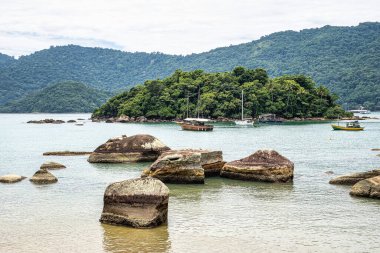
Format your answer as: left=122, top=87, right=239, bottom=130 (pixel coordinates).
left=142, top=150, right=205, bottom=184
left=100, top=177, right=169, bottom=228
left=329, top=169, right=380, bottom=185
left=350, top=176, right=380, bottom=199
left=0, top=174, right=26, bottom=183
left=40, top=162, right=66, bottom=170
left=88, top=135, right=170, bottom=163
left=220, top=149, right=294, bottom=183
left=30, top=169, right=58, bottom=184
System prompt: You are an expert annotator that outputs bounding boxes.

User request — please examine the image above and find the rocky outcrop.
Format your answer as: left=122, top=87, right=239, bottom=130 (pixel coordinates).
left=329, top=169, right=380, bottom=185
left=40, top=162, right=66, bottom=170
left=67, top=120, right=77, bottom=123
left=88, top=135, right=170, bottom=163
left=100, top=177, right=169, bottom=228
left=350, top=176, right=380, bottom=199
left=27, top=119, right=65, bottom=124
left=30, top=169, right=58, bottom=184
left=220, top=149, right=294, bottom=183
left=43, top=151, right=92, bottom=156
left=0, top=174, right=26, bottom=183
left=142, top=150, right=205, bottom=183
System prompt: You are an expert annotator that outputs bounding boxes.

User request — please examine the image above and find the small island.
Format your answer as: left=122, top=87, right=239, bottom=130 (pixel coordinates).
left=92, top=67, right=351, bottom=121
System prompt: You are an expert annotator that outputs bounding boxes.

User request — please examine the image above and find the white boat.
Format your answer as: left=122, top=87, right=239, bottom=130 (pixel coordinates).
left=349, top=106, right=371, bottom=114
left=234, top=90, right=254, bottom=126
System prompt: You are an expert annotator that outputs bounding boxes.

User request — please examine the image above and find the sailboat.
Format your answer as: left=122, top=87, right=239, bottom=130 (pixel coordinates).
left=235, top=90, right=254, bottom=126
left=177, top=87, right=214, bottom=131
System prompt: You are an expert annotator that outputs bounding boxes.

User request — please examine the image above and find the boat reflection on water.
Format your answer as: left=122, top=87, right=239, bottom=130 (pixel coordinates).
left=102, top=224, right=171, bottom=253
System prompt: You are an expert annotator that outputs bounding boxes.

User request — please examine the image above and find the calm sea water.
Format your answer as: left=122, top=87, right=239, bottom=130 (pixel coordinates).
left=0, top=113, right=379, bottom=253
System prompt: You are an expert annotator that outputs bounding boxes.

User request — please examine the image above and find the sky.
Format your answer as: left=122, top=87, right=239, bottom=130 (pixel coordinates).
left=0, top=0, right=379, bottom=57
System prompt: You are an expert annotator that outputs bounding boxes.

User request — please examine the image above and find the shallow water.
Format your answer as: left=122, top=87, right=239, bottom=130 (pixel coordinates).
left=0, top=113, right=379, bottom=253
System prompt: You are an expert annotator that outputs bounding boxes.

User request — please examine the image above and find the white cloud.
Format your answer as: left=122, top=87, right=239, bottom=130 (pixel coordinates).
left=0, top=0, right=379, bottom=57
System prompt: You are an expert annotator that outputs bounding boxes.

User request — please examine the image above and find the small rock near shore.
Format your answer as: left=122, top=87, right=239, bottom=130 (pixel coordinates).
left=40, top=162, right=66, bottom=170
left=100, top=177, right=169, bottom=228
left=30, top=169, right=58, bottom=184
left=0, top=174, right=26, bottom=183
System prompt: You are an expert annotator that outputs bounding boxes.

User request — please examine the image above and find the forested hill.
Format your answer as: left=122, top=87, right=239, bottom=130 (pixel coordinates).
left=0, top=53, right=15, bottom=68
left=0, top=81, right=111, bottom=113
left=0, top=22, right=379, bottom=111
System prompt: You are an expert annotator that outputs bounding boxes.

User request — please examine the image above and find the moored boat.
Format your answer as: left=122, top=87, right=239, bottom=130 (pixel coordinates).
left=178, top=118, right=214, bottom=131
left=331, top=121, right=364, bottom=131
left=234, top=90, right=254, bottom=126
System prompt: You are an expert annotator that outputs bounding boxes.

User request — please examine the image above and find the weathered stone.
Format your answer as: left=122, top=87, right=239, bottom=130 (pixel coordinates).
left=329, top=169, right=380, bottom=185
left=43, top=151, right=92, bottom=156
left=115, top=115, right=130, bottom=123
left=350, top=176, right=380, bottom=199
left=88, top=134, right=170, bottom=163
left=220, top=149, right=294, bottom=183
left=67, top=120, right=76, bottom=123
left=0, top=174, right=26, bottom=183
left=40, top=162, right=66, bottom=170
left=30, top=169, right=58, bottom=184
left=142, top=150, right=205, bottom=184
left=100, top=177, right=169, bottom=228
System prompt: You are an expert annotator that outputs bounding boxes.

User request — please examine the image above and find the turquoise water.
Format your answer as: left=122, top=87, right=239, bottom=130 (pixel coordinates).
left=0, top=113, right=379, bottom=253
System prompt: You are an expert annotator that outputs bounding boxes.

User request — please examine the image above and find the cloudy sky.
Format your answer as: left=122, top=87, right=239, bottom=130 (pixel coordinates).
left=0, top=0, right=379, bottom=57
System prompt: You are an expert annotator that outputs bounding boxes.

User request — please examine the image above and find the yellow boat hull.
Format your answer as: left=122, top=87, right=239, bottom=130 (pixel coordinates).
left=331, top=125, right=364, bottom=131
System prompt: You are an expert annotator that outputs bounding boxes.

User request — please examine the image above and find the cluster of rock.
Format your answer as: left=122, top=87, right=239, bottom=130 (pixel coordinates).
left=92, top=115, right=176, bottom=123
left=1, top=163, right=62, bottom=185
left=27, top=119, right=65, bottom=124
left=88, top=135, right=170, bottom=163
left=329, top=169, right=380, bottom=199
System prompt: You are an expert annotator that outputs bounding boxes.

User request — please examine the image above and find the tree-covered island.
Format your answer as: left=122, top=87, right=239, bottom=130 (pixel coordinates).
left=92, top=67, right=351, bottom=120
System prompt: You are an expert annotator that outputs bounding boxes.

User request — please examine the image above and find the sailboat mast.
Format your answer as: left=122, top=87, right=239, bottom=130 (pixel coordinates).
left=197, top=87, right=200, bottom=118
left=241, top=90, right=244, bottom=120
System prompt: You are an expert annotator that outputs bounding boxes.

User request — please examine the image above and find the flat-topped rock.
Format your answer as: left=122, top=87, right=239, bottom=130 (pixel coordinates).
left=220, top=149, right=294, bottom=183
left=100, top=177, right=169, bottom=228
left=27, top=119, right=65, bottom=124
left=43, top=151, right=92, bottom=156
left=30, top=169, right=58, bottom=184
left=350, top=176, right=380, bottom=199
left=0, top=174, right=26, bottom=183
left=40, top=162, right=66, bottom=170
left=329, top=169, right=380, bottom=185
left=142, top=150, right=205, bottom=184
left=88, top=134, right=170, bottom=163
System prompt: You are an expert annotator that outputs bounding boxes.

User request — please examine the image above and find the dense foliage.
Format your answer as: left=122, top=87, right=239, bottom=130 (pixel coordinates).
left=0, top=22, right=378, bottom=110
left=93, top=68, right=349, bottom=119
left=0, top=81, right=111, bottom=113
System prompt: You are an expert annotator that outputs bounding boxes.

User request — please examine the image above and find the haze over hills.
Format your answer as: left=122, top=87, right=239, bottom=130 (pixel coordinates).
left=0, top=81, right=111, bottom=113
left=0, top=22, right=379, bottom=112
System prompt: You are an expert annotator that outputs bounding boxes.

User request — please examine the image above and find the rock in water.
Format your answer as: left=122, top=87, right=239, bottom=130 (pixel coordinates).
left=88, top=135, right=170, bottom=163
left=329, top=169, right=380, bottom=185
left=0, top=174, right=26, bottom=183
left=350, top=176, right=380, bottom=199
left=142, top=150, right=205, bottom=184
left=220, top=149, right=294, bottom=183
left=100, top=177, right=169, bottom=228
left=40, top=162, right=66, bottom=170
left=30, top=169, right=58, bottom=184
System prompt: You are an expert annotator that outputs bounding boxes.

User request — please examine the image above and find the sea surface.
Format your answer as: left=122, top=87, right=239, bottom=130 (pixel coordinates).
left=0, top=113, right=379, bottom=253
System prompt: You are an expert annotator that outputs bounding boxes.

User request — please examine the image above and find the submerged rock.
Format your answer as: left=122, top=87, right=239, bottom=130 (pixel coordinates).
left=142, top=150, right=205, bottom=184
left=220, top=149, right=294, bottom=183
left=350, top=176, right=380, bottom=199
left=67, top=120, right=77, bottom=123
left=27, top=119, right=65, bottom=124
left=100, top=177, right=169, bottom=228
left=40, top=162, right=66, bottom=170
left=329, top=169, right=380, bottom=185
left=30, top=169, right=58, bottom=184
left=0, top=174, right=26, bottom=183
left=43, top=151, right=92, bottom=156
left=88, top=134, right=170, bottom=163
